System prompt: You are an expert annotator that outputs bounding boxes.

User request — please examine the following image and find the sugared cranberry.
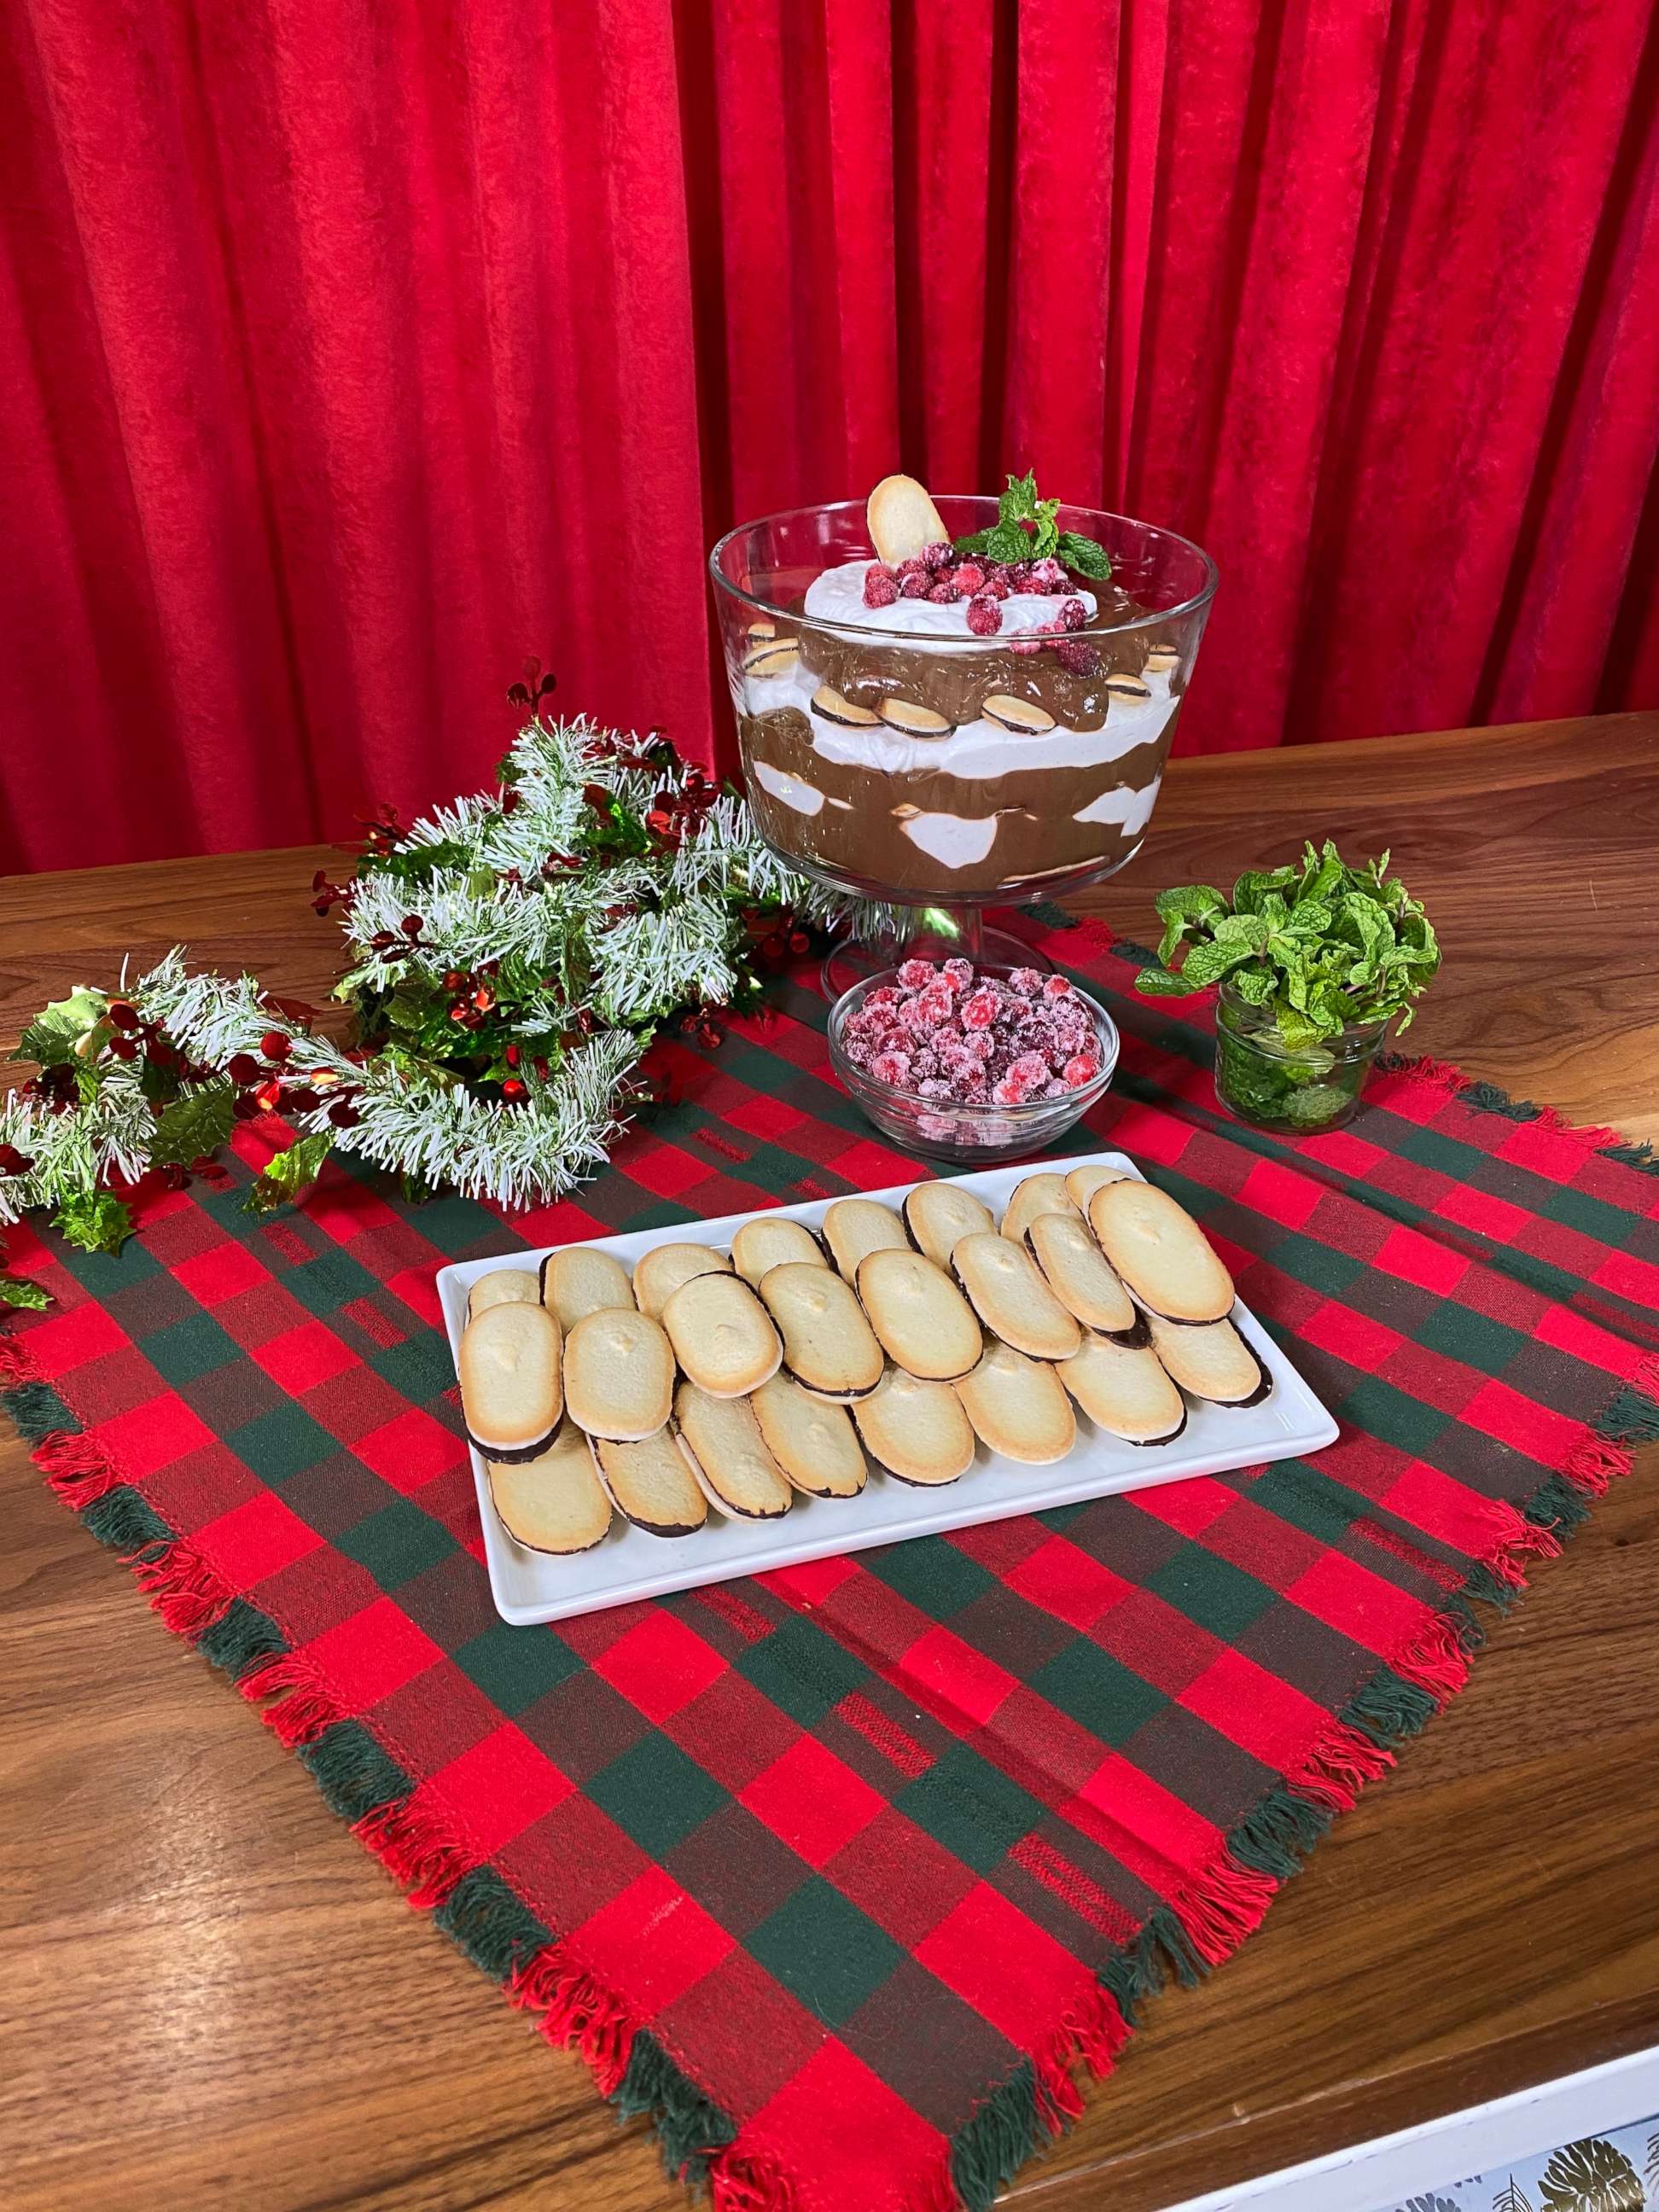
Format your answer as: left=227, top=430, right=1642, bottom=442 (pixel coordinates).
left=953, top=563, right=986, bottom=596
left=980, top=573, right=1011, bottom=599
left=1057, top=597, right=1088, bottom=632
left=1054, top=638, right=1100, bottom=676
left=1063, top=1052, right=1102, bottom=1086
left=962, top=987, right=1000, bottom=1030
left=927, top=580, right=963, bottom=603
left=870, top=1049, right=913, bottom=1086
left=864, top=564, right=900, bottom=608
left=1009, top=968, right=1044, bottom=995
left=898, top=561, right=930, bottom=598
left=1009, top=630, right=1045, bottom=657
left=1007, top=562, right=1033, bottom=590
left=923, top=540, right=953, bottom=570
left=942, top=958, right=974, bottom=988
left=965, top=594, right=1003, bottom=637
left=896, top=958, right=935, bottom=990
left=1043, top=974, right=1074, bottom=998
left=1029, top=557, right=1067, bottom=592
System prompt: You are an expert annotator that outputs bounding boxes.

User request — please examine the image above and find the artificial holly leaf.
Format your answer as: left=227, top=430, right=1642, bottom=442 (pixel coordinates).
left=150, top=1080, right=235, bottom=1169
left=1056, top=531, right=1110, bottom=580
left=55, top=1190, right=134, bottom=1255
left=242, top=1131, right=334, bottom=1215
left=0, top=1274, right=50, bottom=1310
left=15, top=987, right=109, bottom=1068
left=140, top=1055, right=183, bottom=1105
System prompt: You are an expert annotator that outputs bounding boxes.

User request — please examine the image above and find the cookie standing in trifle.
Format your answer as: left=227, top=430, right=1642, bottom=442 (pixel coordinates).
left=708, top=473, right=1217, bottom=904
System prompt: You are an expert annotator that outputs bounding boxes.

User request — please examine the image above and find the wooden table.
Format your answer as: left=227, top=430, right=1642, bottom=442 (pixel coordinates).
left=3, top=714, right=1656, bottom=2211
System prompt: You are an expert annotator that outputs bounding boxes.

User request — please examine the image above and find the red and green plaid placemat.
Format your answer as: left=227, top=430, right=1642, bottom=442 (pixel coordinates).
left=4, top=917, right=1656, bottom=2212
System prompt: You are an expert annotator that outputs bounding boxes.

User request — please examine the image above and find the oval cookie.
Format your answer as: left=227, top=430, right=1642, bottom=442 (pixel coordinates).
left=952, top=1233, right=1082, bottom=1361
left=594, top=1427, right=708, bottom=1538
left=731, top=1215, right=824, bottom=1288
left=757, top=1262, right=884, bottom=1400
left=853, top=1368, right=975, bottom=1487
left=661, top=1272, right=782, bottom=1398
left=457, top=1301, right=563, bottom=1462
left=902, top=1180, right=996, bottom=1269
left=1059, top=1335, right=1186, bottom=1444
left=821, top=1197, right=910, bottom=1280
left=867, top=473, right=948, bottom=567
left=674, top=1382, right=794, bottom=1520
left=632, top=1242, right=732, bottom=1320
left=539, top=1245, right=635, bottom=1333
left=1063, top=1163, right=1132, bottom=1211
left=1087, top=1180, right=1234, bottom=1324
left=466, top=1267, right=540, bottom=1322
left=563, top=1308, right=674, bottom=1441
left=486, top=1420, right=611, bottom=1556
left=751, top=1372, right=867, bottom=1498
left=954, top=1342, right=1076, bottom=1465
left=854, top=1247, right=982, bottom=1382
left=1000, top=1172, right=1081, bottom=1249
left=1024, top=1213, right=1138, bottom=1337
left=1148, top=1315, right=1271, bottom=1406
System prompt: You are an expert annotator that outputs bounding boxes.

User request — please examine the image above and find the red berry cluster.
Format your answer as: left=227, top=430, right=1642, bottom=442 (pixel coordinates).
left=862, top=545, right=1098, bottom=671
left=225, top=1030, right=363, bottom=1131
left=840, top=960, right=1103, bottom=1107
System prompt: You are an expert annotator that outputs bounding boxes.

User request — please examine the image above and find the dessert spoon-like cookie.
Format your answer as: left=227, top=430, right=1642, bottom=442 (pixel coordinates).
left=466, top=1267, right=541, bottom=1322
left=539, top=1245, right=635, bottom=1332
left=1062, top=1163, right=1132, bottom=1211
left=751, top=1372, right=867, bottom=1498
left=593, top=1427, right=708, bottom=1537
left=1058, top=1334, right=1187, bottom=1445
left=853, top=1367, right=975, bottom=1486
left=1024, top=1212, right=1139, bottom=1338
left=731, top=1214, right=825, bottom=1287
left=486, top=1419, right=612, bottom=1556
left=673, top=1383, right=794, bottom=1520
left=660, top=1271, right=782, bottom=1398
left=955, top=1342, right=1076, bottom=1465
left=1086, top=1179, right=1235, bottom=1325
left=1147, top=1315, right=1271, bottom=1406
left=632, top=1242, right=732, bottom=1321
left=1000, top=1172, right=1081, bottom=1249
left=757, top=1261, right=885, bottom=1400
left=457, top=1301, right=563, bottom=1463
left=562, top=1308, right=675, bottom=1441
left=867, top=472, right=949, bottom=566
left=821, top=1196, right=910, bottom=1280
left=902, top=1179, right=996, bottom=1269
left=951, top=1232, right=1082, bottom=1361
left=855, top=1247, right=982, bottom=1382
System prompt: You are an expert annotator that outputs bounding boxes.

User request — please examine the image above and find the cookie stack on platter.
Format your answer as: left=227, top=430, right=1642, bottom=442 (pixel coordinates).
left=451, top=1163, right=1270, bottom=1561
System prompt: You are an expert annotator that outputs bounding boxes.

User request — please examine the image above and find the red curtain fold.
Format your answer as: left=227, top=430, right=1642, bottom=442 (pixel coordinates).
left=3, top=0, right=1656, bottom=875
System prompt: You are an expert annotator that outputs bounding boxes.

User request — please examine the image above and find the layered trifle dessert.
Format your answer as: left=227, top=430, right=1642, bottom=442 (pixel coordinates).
left=712, top=473, right=1214, bottom=900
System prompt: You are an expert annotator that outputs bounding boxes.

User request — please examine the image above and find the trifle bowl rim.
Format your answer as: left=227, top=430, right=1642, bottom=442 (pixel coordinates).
left=708, top=495, right=1220, bottom=641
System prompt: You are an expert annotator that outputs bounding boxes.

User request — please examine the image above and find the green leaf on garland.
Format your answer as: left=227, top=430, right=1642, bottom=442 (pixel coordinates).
left=55, top=1190, right=135, bottom=1255
left=243, top=1131, right=334, bottom=1215
left=140, top=1055, right=183, bottom=1104
left=151, top=1080, right=235, bottom=1169
left=14, top=987, right=109, bottom=1068
left=0, top=1274, right=51, bottom=1310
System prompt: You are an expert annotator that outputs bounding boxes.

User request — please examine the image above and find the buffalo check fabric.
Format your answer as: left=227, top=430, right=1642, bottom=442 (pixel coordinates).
left=4, top=918, right=1657, bottom=2212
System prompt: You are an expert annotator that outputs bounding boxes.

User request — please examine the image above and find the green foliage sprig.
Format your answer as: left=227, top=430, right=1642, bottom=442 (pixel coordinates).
left=1136, top=842, right=1441, bottom=1051
left=953, top=469, right=1111, bottom=580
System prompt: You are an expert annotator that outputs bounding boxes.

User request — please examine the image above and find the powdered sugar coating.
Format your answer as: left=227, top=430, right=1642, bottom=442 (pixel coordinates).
left=839, top=963, right=1103, bottom=1107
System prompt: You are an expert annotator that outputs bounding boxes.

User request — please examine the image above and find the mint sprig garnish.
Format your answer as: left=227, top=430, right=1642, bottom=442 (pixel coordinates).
left=953, top=469, right=1110, bottom=580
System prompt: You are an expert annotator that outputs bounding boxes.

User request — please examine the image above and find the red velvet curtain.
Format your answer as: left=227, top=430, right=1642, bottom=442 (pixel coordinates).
left=3, top=0, right=1657, bottom=875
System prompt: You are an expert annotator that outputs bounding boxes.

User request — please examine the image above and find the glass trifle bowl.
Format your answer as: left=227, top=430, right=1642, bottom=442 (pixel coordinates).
left=707, top=489, right=1217, bottom=975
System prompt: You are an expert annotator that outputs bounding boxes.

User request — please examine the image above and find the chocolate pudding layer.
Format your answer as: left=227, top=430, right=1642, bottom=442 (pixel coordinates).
left=736, top=555, right=1185, bottom=898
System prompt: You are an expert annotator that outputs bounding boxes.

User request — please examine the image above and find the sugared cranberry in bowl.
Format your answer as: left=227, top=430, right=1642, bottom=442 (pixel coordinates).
left=828, top=959, right=1120, bottom=1163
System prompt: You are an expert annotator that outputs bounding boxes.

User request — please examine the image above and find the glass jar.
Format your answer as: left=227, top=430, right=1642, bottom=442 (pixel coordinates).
left=1214, top=983, right=1388, bottom=1134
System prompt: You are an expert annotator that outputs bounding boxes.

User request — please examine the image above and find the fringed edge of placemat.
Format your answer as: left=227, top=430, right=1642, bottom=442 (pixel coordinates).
left=5, top=1080, right=1659, bottom=2212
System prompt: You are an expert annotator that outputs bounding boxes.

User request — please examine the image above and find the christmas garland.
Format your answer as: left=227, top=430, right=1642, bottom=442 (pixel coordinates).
left=0, top=704, right=868, bottom=1285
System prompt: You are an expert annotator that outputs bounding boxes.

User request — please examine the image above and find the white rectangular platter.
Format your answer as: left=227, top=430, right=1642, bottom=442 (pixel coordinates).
left=435, top=1150, right=1339, bottom=1627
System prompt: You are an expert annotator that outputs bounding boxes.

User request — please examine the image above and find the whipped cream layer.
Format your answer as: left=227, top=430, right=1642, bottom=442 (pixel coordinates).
left=746, top=652, right=1177, bottom=780
left=802, top=559, right=1097, bottom=640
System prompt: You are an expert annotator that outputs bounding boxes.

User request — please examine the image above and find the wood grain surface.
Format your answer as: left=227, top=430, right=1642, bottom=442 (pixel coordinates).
left=2, top=713, right=1656, bottom=2212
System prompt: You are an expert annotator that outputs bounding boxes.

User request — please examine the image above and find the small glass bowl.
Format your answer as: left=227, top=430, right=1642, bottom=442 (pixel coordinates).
left=828, top=969, right=1121, bottom=1164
